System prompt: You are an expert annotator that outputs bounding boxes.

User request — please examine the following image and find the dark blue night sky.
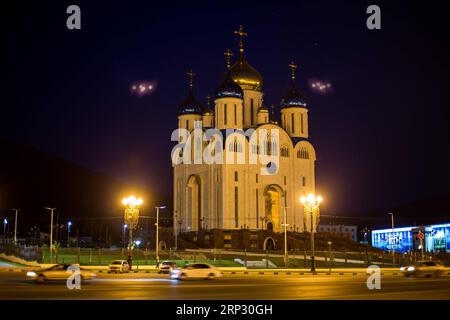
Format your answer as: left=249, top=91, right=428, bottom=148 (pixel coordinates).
left=2, top=0, right=449, bottom=215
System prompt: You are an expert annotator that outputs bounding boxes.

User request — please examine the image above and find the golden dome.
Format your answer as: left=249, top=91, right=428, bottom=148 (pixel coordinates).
left=203, top=108, right=214, bottom=116
left=229, top=56, right=263, bottom=91
left=258, top=106, right=269, bottom=113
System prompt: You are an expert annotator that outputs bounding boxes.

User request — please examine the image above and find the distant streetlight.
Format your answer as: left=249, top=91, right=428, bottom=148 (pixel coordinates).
left=67, top=221, right=72, bottom=247
left=174, top=212, right=178, bottom=251
left=45, top=208, right=56, bottom=262
left=388, top=212, right=395, bottom=266
left=300, top=193, right=323, bottom=272
left=122, top=196, right=143, bottom=267
left=3, top=218, right=8, bottom=244
left=122, top=224, right=128, bottom=251
left=155, top=206, right=166, bottom=266
left=12, top=209, right=20, bottom=245
left=327, top=241, right=333, bottom=271
left=281, top=191, right=289, bottom=267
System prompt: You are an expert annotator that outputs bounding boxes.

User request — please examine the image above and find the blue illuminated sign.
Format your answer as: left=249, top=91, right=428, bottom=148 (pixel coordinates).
left=427, top=224, right=450, bottom=253
left=372, top=223, right=450, bottom=253
left=371, top=227, right=414, bottom=253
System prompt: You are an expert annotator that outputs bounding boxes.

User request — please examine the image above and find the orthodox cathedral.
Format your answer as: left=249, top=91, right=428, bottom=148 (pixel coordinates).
left=173, top=26, right=316, bottom=247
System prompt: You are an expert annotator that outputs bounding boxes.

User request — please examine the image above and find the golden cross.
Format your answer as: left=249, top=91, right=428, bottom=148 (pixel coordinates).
left=224, top=49, right=233, bottom=68
left=289, top=61, right=298, bottom=80
left=187, top=69, right=196, bottom=88
left=234, top=25, right=247, bottom=54
left=270, top=104, right=275, bottom=116
left=206, top=95, right=211, bottom=106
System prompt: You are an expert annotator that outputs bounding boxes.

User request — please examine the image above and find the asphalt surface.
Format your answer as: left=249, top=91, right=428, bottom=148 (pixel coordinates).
left=0, top=271, right=449, bottom=300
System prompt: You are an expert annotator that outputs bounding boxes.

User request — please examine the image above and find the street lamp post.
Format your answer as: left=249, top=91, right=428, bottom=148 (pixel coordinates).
left=45, top=207, right=56, bottom=263
left=67, top=221, right=72, bottom=247
left=122, top=224, right=128, bottom=251
left=174, top=212, right=178, bottom=251
left=3, top=218, right=8, bottom=244
left=388, top=212, right=395, bottom=266
left=122, top=196, right=143, bottom=269
left=281, top=201, right=289, bottom=266
left=300, top=193, right=323, bottom=272
left=327, top=241, right=332, bottom=271
left=12, top=209, right=19, bottom=245
left=155, top=206, right=166, bottom=266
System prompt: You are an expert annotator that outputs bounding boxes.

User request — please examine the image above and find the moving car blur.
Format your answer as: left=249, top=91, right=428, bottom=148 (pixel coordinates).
left=400, top=261, right=447, bottom=277
left=26, top=264, right=96, bottom=282
left=170, top=263, right=222, bottom=280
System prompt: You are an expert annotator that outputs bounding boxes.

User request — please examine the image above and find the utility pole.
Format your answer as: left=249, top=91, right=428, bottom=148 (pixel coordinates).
left=3, top=218, right=7, bottom=244
left=12, top=209, right=20, bottom=245
left=67, top=221, right=72, bottom=247
left=281, top=193, right=289, bottom=267
left=174, top=212, right=178, bottom=251
left=45, top=207, right=56, bottom=263
left=388, top=212, right=395, bottom=266
left=301, top=194, right=323, bottom=273
left=155, top=206, right=166, bottom=266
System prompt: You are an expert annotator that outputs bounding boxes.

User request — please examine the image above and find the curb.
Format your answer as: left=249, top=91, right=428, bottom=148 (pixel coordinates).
left=220, top=270, right=404, bottom=276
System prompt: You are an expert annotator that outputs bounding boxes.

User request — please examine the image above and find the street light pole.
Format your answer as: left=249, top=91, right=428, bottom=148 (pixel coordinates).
left=309, top=207, right=315, bottom=271
left=12, top=209, right=19, bottom=245
left=301, top=193, right=323, bottom=273
left=174, top=212, right=178, bottom=251
left=45, top=207, right=56, bottom=263
left=155, top=206, right=166, bottom=266
left=3, top=218, right=8, bottom=244
left=122, top=196, right=143, bottom=269
left=67, top=221, right=72, bottom=247
left=388, top=212, right=395, bottom=266
left=123, top=224, right=127, bottom=251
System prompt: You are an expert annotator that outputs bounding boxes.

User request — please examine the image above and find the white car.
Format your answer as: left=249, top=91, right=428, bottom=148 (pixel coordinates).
left=108, top=260, right=130, bottom=273
left=170, top=263, right=222, bottom=280
left=26, top=264, right=96, bottom=282
left=400, top=261, right=447, bottom=277
left=158, top=261, right=177, bottom=274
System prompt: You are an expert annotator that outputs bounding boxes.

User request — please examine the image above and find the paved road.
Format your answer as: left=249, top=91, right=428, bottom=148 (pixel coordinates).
left=0, top=272, right=449, bottom=300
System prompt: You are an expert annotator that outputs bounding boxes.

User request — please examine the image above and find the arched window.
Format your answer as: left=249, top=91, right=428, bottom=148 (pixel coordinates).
left=280, top=145, right=290, bottom=157
left=291, top=113, right=295, bottom=133
left=297, top=147, right=310, bottom=159
left=229, top=138, right=242, bottom=153
left=266, top=140, right=277, bottom=156
left=224, top=104, right=227, bottom=125
left=250, top=98, right=254, bottom=124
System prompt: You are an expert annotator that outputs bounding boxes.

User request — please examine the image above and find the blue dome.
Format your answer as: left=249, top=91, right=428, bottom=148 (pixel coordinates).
left=177, top=89, right=204, bottom=116
left=281, top=81, right=307, bottom=108
left=215, top=70, right=244, bottom=100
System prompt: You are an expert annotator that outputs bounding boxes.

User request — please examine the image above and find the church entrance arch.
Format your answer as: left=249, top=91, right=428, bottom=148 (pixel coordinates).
left=158, top=241, right=167, bottom=251
left=264, top=184, right=284, bottom=233
left=263, top=237, right=276, bottom=251
left=187, top=175, right=202, bottom=231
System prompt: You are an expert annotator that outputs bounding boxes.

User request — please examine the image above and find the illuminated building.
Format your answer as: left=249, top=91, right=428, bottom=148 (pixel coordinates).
left=371, top=223, right=450, bottom=253
left=173, top=26, right=317, bottom=248
left=317, top=224, right=358, bottom=242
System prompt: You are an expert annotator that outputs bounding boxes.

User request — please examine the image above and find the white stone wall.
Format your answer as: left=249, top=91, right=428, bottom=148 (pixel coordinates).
left=173, top=123, right=316, bottom=234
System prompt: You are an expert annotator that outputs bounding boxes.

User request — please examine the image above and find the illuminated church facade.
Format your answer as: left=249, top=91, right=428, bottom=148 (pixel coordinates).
left=173, top=27, right=316, bottom=242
